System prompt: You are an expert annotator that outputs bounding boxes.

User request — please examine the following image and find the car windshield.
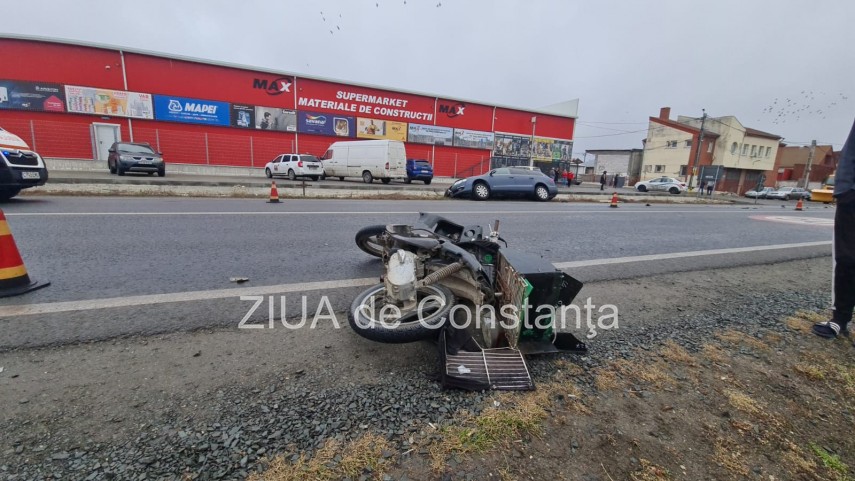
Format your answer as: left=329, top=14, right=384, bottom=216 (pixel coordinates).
left=118, top=144, right=155, bottom=154
left=300, top=155, right=321, bottom=162
left=415, top=160, right=431, bottom=167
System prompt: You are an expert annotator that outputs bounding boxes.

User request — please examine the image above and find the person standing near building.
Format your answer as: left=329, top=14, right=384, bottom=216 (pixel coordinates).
left=600, top=171, right=607, bottom=191
left=698, top=180, right=706, bottom=196
left=706, top=181, right=714, bottom=196
left=813, top=118, right=855, bottom=346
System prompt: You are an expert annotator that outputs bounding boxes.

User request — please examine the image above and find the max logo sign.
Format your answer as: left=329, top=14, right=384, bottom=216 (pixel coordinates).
left=253, top=77, right=293, bottom=96
left=438, top=102, right=466, bottom=118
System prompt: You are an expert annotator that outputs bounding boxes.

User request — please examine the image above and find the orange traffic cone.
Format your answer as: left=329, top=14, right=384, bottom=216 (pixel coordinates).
left=795, top=198, right=804, bottom=211
left=267, top=181, right=281, bottom=203
left=609, top=192, right=619, bottom=208
left=0, top=209, right=49, bottom=298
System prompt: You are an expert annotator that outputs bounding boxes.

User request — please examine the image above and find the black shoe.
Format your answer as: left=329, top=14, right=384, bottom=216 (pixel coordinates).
left=812, top=320, right=850, bottom=339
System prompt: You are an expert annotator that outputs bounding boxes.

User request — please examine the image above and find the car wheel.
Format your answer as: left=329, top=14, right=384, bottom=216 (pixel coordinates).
left=339, top=176, right=345, bottom=181
left=404, top=178, right=412, bottom=184
left=320, top=173, right=326, bottom=180
left=117, top=165, right=125, bottom=176
left=311, top=176, right=319, bottom=181
left=637, top=185, right=647, bottom=192
left=288, top=169, right=296, bottom=181
left=147, top=172, right=154, bottom=176
left=381, top=178, right=391, bottom=184
left=473, top=181, right=490, bottom=201
left=424, top=179, right=432, bottom=185
left=0, top=187, right=22, bottom=201
left=362, top=171, right=373, bottom=183
left=669, top=187, right=680, bottom=194
left=534, top=184, right=550, bottom=202
left=158, top=168, right=166, bottom=177
left=109, top=162, right=116, bottom=174
left=265, top=168, right=272, bottom=178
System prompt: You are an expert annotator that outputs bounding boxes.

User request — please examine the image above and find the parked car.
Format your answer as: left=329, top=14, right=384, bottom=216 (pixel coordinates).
left=634, top=176, right=687, bottom=194
left=767, top=187, right=809, bottom=200
left=405, top=159, right=433, bottom=184
left=445, top=167, right=558, bottom=201
left=108, top=142, right=165, bottom=177
left=264, top=154, right=324, bottom=181
left=745, top=187, right=775, bottom=199
left=0, top=126, right=49, bottom=200
left=321, top=139, right=407, bottom=184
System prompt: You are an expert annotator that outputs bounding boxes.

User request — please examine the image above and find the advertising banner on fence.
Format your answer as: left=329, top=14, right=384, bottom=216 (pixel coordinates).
left=254, top=107, right=297, bottom=132
left=153, top=95, right=229, bottom=126
left=231, top=104, right=255, bottom=128
left=356, top=117, right=407, bottom=141
left=66, top=85, right=153, bottom=119
left=532, top=137, right=554, bottom=161
left=0, top=80, right=66, bottom=112
left=298, top=111, right=355, bottom=137
left=453, top=128, right=495, bottom=150
left=407, top=124, right=453, bottom=146
left=493, top=133, right=532, bottom=159
left=552, top=140, right=573, bottom=162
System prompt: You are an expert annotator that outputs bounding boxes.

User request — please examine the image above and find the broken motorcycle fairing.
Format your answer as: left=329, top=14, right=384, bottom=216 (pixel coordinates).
left=348, top=213, right=587, bottom=391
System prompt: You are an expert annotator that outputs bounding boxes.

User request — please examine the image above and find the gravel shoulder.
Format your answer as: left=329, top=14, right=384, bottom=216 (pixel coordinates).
left=0, top=257, right=845, bottom=480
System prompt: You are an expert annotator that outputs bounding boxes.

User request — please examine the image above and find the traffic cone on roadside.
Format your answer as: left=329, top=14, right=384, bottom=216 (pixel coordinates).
left=0, top=209, right=49, bottom=298
left=795, top=198, right=804, bottom=211
left=609, top=192, right=619, bottom=208
left=267, top=181, right=281, bottom=203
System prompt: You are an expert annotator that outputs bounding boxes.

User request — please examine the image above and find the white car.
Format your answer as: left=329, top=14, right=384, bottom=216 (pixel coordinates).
left=635, top=176, right=687, bottom=194
left=264, top=154, right=324, bottom=181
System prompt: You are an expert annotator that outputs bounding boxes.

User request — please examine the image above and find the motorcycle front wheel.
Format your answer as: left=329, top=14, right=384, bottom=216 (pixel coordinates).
left=348, top=283, right=455, bottom=343
left=354, top=225, right=386, bottom=258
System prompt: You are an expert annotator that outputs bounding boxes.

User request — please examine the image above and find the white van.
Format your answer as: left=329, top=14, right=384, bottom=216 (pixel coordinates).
left=320, top=140, right=407, bottom=184
left=0, top=127, right=49, bottom=200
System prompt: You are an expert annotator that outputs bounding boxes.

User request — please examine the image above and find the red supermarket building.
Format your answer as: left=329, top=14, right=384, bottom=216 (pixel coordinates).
left=0, top=36, right=577, bottom=177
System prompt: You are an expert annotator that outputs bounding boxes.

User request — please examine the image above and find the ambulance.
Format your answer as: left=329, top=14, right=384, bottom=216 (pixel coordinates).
left=0, top=127, right=48, bottom=200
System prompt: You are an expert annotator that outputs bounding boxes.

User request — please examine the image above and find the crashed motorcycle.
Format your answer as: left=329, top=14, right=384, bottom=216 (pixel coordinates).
left=349, top=213, right=587, bottom=391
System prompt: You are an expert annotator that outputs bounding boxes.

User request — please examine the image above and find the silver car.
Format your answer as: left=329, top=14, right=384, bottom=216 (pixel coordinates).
left=767, top=187, right=808, bottom=200
left=745, top=187, right=775, bottom=199
left=634, top=176, right=687, bottom=194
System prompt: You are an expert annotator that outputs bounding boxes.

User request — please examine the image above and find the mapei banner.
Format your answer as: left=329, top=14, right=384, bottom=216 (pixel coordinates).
left=0, top=80, right=66, bottom=112
left=153, top=95, right=230, bottom=126
left=66, top=85, right=153, bottom=119
left=356, top=117, right=407, bottom=141
left=297, top=111, right=355, bottom=137
left=407, top=124, right=453, bottom=146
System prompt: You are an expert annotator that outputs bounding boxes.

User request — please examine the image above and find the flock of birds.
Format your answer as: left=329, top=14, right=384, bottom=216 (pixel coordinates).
left=320, top=1, right=443, bottom=35
left=760, top=91, right=849, bottom=125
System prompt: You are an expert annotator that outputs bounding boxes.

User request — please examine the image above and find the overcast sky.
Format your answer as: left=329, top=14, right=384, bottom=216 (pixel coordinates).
left=2, top=0, right=853, bottom=156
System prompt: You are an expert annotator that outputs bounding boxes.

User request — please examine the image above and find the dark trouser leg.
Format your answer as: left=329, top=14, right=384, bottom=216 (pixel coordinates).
left=834, top=199, right=855, bottom=327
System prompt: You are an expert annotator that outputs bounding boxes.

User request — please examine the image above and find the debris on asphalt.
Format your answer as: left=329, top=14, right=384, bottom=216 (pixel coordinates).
left=229, top=277, right=250, bottom=283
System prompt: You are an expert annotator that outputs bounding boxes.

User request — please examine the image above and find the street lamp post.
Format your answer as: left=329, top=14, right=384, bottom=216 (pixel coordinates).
left=529, top=116, right=536, bottom=168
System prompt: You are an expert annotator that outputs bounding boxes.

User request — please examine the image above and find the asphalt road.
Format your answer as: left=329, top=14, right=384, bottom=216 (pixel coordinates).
left=0, top=195, right=834, bottom=349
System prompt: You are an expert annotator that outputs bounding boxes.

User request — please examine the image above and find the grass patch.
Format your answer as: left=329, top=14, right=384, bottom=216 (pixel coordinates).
left=724, top=389, right=765, bottom=417
left=794, top=363, right=826, bottom=381
left=712, top=438, right=750, bottom=477
left=716, top=330, right=771, bottom=352
left=248, top=433, right=392, bottom=481
left=700, top=343, right=730, bottom=366
left=659, top=340, right=696, bottom=366
left=810, top=443, right=851, bottom=480
left=609, top=358, right=675, bottom=389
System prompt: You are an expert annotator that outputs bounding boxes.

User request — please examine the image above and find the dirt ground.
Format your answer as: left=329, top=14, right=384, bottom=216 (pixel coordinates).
left=2, top=258, right=852, bottom=480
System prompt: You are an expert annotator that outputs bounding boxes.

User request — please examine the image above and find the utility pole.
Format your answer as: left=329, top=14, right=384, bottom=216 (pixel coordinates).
left=529, top=116, right=537, bottom=168
left=687, top=109, right=706, bottom=191
left=803, top=140, right=816, bottom=189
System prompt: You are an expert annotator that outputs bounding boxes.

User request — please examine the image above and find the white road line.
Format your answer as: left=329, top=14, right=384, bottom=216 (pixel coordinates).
left=4, top=209, right=821, bottom=217
left=553, top=241, right=831, bottom=268
left=0, top=241, right=831, bottom=317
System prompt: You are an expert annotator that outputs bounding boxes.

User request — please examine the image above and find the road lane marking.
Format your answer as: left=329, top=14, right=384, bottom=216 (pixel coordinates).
left=0, top=241, right=831, bottom=317
left=750, top=215, right=834, bottom=227
left=4, top=209, right=830, bottom=217
left=553, top=241, right=831, bottom=268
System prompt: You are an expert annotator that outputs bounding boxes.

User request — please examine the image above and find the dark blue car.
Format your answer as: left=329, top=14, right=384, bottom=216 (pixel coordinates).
left=405, top=159, right=433, bottom=184
left=445, top=167, right=558, bottom=201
